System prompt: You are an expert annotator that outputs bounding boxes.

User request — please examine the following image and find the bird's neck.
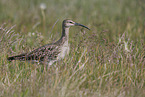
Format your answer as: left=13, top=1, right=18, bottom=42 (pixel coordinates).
left=55, top=26, right=70, bottom=45
left=61, top=27, right=70, bottom=41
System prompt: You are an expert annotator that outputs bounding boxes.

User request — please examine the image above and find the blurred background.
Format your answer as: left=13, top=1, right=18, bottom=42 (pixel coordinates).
left=0, top=0, right=144, bottom=39
left=0, top=0, right=145, bottom=97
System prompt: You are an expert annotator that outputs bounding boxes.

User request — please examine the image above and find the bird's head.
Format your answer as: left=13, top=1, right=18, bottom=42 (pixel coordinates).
left=62, top=19, right=90, bottom=30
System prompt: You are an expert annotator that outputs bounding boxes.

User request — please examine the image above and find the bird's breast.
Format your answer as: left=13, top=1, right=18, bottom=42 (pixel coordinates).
left=57, top=41, right=70, bottom=60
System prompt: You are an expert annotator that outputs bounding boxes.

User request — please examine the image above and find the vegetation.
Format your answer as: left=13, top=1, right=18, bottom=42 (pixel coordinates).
left=0, top=0, right=144, bottom=96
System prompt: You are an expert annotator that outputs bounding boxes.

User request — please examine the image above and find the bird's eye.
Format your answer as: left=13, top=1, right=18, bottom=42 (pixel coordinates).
left=69, top=22, right=73, bottom=23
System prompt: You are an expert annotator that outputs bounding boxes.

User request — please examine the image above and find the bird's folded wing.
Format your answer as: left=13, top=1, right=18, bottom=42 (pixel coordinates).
left=8, top=44, right=61, bottom=62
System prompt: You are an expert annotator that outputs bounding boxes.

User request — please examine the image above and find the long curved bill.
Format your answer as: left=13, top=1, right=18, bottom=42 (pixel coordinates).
left=75, top=23, right=90, bottom=30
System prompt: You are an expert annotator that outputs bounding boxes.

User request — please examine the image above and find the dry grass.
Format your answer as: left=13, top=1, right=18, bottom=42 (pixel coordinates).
left=0, top=0, right=145, bottom=97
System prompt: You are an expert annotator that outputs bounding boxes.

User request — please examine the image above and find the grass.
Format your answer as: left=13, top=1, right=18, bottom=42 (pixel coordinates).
left=0, top=0, right=145, bottom=97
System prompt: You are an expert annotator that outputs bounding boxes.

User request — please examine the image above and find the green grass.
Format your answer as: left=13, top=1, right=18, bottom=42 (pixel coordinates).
left=0, top=0, right=145, bottom=97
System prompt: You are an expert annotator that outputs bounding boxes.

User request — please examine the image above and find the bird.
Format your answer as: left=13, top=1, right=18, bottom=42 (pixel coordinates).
left=7, top=19, right=90, bottom=65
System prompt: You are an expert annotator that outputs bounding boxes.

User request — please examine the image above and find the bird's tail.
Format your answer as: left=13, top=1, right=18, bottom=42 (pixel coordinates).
left=7, top=53, right=26, bottom=61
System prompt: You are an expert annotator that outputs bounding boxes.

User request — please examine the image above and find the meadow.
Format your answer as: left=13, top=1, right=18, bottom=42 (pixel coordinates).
left=0, top=0, right=145, bottom=97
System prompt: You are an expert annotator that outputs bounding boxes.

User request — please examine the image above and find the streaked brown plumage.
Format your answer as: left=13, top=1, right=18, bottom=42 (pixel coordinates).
left=7, top=19, right=90, bottom=65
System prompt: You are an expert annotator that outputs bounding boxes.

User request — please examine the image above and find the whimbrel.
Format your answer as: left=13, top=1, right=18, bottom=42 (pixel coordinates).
left=7, top=19, right=90, bottom=65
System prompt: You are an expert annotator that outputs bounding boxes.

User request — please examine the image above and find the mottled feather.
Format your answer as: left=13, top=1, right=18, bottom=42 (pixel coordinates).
left=7, top=19, right=90, bottom=65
